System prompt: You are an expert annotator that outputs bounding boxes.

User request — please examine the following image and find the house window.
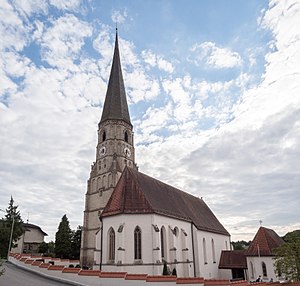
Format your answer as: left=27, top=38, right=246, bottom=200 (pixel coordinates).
left=108, top=228, right=115, bottom=262
left=203, top=238, right=207, bottom=264
left=262, top=261, right=267, bottom=277
left=134, top=226, right=142, bottom=260
left=212, top=238, right=216, bottom=263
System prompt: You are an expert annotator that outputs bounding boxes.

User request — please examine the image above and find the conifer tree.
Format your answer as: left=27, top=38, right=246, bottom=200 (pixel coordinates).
left=55, top=214, right=72, bottom=259
left=70, top=226, right=82, bottom=260
left=0, top=197, right=23, bottom=258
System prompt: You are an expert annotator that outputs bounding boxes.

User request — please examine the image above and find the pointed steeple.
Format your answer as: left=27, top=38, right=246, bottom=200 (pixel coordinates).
left=100, top=29, right=131, bottom=126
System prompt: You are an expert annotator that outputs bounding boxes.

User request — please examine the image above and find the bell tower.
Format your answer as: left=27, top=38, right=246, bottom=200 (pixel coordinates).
left=80, top=29, right=136, bottom=267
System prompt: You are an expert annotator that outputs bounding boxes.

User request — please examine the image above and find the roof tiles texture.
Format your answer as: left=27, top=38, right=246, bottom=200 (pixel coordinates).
left=245, top=227, right=284, bottom=256
left=218, top=250, right=247, bottom=269
left=101, top=167, right=229, bottom=236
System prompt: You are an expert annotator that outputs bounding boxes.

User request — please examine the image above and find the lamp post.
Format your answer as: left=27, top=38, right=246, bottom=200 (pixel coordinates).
left=0, top=208, right=14, bottom=259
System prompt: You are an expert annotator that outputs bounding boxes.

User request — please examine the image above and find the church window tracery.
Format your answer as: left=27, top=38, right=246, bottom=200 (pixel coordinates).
left=134, top=226, right=142, bottom=260
left=108, top=227, right=115, bottom=262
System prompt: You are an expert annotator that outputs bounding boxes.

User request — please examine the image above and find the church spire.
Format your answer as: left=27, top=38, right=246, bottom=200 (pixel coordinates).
left=100, top=29, right=131, bottom=126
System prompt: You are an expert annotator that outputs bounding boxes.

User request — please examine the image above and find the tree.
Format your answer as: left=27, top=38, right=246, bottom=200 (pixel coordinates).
left=38, top=242, right=49, bottom=255
left=70, top=226, right=82, bottom=260
left=55, top=214, right=72, bottom=259
left=0, top=197, right=23, bottom=258
left=231, top=240, right=251, bottom=250
left=274, top=230, right=300, bottom=281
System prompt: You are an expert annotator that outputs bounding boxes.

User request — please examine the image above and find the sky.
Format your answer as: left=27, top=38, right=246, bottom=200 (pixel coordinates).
left=0, top=0, right=299, bottom=243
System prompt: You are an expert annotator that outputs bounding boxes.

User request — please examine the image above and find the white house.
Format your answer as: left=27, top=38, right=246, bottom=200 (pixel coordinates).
left=13, top=223, right=48, bottom=255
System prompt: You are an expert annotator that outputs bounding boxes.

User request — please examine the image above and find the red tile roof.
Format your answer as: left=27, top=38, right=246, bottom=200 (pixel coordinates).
left=245, top=227, right=284, bottom=256
left=101, top=167, right=229, bottom=235
left=218, top=250, right=247, bottom=269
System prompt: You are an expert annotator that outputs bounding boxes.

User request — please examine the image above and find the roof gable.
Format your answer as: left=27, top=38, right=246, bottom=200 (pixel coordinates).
left=101, top=167, right=229, bottom=236
left=245, top=226, right=284, bottom=256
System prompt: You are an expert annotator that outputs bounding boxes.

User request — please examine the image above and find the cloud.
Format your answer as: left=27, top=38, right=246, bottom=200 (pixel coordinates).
left=49, top=0, right=83, bottom=12
left=111, top=9, right=128, bottom=24
left=191, top=41, right=242, bottom=69
left=142, top=50, right=174, bottom=73
left=38, top=14, right=92, bottom=68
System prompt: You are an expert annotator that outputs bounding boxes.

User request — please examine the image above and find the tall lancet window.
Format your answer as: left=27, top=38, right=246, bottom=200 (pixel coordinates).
left=134, top=226, right=142, bottom=260
left=262, top=261, right=267, bottom=277
left=161, top=226, right=166, bottom=260
left=108, top=227, right=115, bottom=262
left=211, top=238, right=216, bottom=263
left=203, top=238, right=207, bottom=264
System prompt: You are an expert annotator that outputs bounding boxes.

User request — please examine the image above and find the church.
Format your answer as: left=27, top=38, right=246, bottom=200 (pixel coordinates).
left=80, top=30, right=231, bottom=278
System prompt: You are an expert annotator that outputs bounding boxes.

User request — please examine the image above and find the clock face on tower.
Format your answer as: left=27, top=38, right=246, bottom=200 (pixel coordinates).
left=124, top=147, right=131, bottom=157
left=99, top=146, right=106, bottom=157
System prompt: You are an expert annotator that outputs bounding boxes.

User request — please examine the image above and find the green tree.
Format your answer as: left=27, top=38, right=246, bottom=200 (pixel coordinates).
left=55, top=214, right=72, bottom=259
left=231, top=240, right=251, bottom=250
left=274, top=230, right=300, bottom=281
left=38, top=241, right=49, bottom=255
left=70, top=226, right=82, bottom=260
left=0, top=197, right=23, bottom=258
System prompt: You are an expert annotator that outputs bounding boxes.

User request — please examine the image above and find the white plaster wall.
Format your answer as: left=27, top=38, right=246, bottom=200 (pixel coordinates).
left=246, top=256, right=278, bottom=282
left=194, top=230, right=230, bottom=279
left=99, top=214, right=196, bottom=276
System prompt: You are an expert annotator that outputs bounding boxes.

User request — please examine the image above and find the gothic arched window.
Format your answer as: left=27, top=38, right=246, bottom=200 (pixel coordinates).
left=203, top=238, right=207, bottom=264
left=161, top=226, right=166, bottom=260
left=212, top=238, right=216, bottom=263
left=262, top=261, right=267, bottom=277
left=134, top=226, right=142, bottom=260
left=250, top=261, right=254, bottom=278
left=108, top=228, right=115, bottom=262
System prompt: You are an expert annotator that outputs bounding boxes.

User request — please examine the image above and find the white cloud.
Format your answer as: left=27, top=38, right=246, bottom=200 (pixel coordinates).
left=0, top=0, right=31, bottom=51
left=38, top=14, right=92, bottom=68
left=49, top=0, right=82, bottom=12
left=142, top=50, right=174, bottom=73
left=111, top=9, right=128, bottom=24
left=191, top=41, right=242, bottom=69
left=12, top=0, right=48, bottom=17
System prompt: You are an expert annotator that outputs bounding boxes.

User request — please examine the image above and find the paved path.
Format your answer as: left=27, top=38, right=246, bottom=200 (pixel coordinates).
left=0, top=262, right=75, bottom=286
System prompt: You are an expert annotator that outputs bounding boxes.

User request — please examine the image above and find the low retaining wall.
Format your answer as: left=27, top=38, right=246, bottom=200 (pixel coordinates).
left=10, top=253, right=294, bottom=286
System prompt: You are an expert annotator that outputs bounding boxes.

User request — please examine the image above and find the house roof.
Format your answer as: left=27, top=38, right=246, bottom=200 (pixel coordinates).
left=219, top=250, right=247, bottom=269
left=101, top=167, right=229, bottom=236
left=23, top=223, right=48, bottom=236
left=100, top=29, right=131, bottom=126
left=245, top=226, right=284, bottom=256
